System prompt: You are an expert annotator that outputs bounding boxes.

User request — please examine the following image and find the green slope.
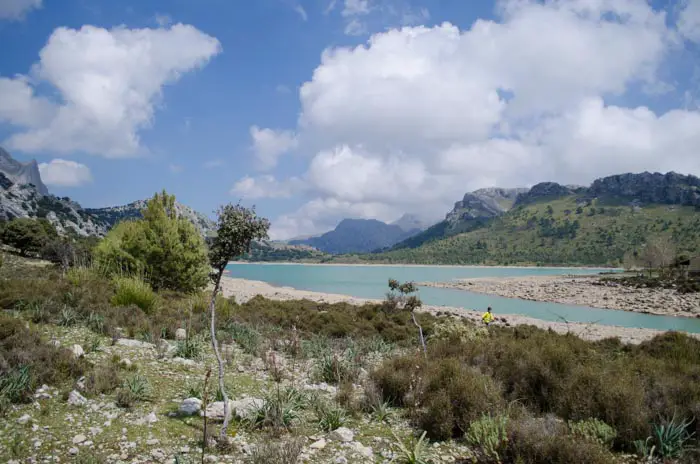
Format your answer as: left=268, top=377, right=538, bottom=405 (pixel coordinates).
left=353, top=197, right=700, bottom=266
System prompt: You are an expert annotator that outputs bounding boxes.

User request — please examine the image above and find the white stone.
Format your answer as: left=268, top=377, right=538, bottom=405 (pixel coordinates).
left=231, top=397, right=264, bottom=420
left=116, top=338, right=155, bottom=349
left=72, top=434, right=87, bottom=444
left=310, top=438, right=327, bottom=450
left=71, top=344, right=84, bottom=358
left=145, top=412, right=158, bottom=423
left=349, top=442, right=373, bottom=459
left=146, top=439, right=160, bottom=445
left=173, top=357, right=196, bottom=366
left=69, top=448, right=79, bottom=456
left=329, top=427, right=354, bottom=442
left=17, top=414, right=31, bottom=424
left=151, top=449, right=166, bottom=462
left=179, top=398, right=202, bottom=416
left=120, top=358, right=132, bottom=368
left=335, top=457, right=348, bottom=464
left=203, top=401, right=233, bottom=421
left=175, top=328, right=187, bottom=340
left=68, top=390, right=88, bottom=406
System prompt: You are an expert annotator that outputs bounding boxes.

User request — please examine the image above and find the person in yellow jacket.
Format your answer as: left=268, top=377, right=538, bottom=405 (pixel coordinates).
left=482, top=306, right=494, bottom=326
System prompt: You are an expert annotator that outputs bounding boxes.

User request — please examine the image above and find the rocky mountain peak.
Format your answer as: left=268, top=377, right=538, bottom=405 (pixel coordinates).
left=0, top=147, right=49, bottom=196
left=589, top=172, right=700, bottom=207
left=514, top=182, right=574, bottom=206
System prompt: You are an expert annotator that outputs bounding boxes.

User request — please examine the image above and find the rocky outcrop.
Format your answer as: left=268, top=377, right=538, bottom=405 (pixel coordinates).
left=514, top=182, right=574, bottom=206
left=391, top=213, right=434, bottom=233
left=0, top=147, right=48, bottom=195
left=447, top=187, right=528, bottom=225
left=589, top=172, right=700, bottom=207
left=86, top=200, right=215, bottom=237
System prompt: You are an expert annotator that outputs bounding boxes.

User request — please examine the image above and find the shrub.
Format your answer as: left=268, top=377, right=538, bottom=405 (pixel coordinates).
left=93, top=191, right=209, bottom=293
left=0, top=217, right=57, bottom=256
left=111, top=277, right=158, bottom=313
left=85, top=364, right=121, bottom=396
left=175, top=335, right=205, bottom=360
left=0, top=313, right=84, bottom=408
left=123, top=374, right=151, bottom=401
left=391, top=430, right=429, bottom=464
left=248, top=438, right=304, bottom=464
left=634, top=415, right=696, bottom=460
left=371, top=355, right=420, bottom=407
left=227, top=322, right=262, bottom=355
left=465, top=414, right=509, bottom=463
left=568, top=418, right=617, bottom=448
left=504, top=416, right=614, bottom=464
left=315, top=350, right=359, bottom=385
left=115, top=388, right=137, bottom=409
left=245, top=387, right=304, bottom=431
left=313, top=398, right=347, bottom=432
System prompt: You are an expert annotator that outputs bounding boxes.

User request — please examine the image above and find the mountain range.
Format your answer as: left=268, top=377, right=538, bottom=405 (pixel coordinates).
left=289, top=217, right=427, bottom=254
left=0, top=147, right=214, bottom=237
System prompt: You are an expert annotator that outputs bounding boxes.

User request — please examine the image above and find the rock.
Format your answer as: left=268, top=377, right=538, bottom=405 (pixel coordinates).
left=69, top=448, right=79, bottom=456
left=203, top=401, right=233, bottom=421
left=175, top=328, right=187, bottom=340
left=231, top=397, right=264, bottom=419
left=116, top=338, right=155, bottom=349
left=68, top=390, right=88, bottom=406
left=150, top=449, right=166, bottom=462
left=329, top=427, right=354, bottom=442
left=71, top=344, right=84, bottom=358
left=119, top=358, right=132, bottom=368
left=147, top=439, right=160, bottom=445
left=310, top=438, right=327, bottom=450
left=335, top=457, right=348, bottom=464
left=145, top=412, right=158, bottom=423
left=173, top=357, right=196, bottom=366
left=72, top=434, right=87, bottom=444
left=179, top=398, right=202, bottom=416
left=17, top=414, right=31, bottom=424
left=349, top=442, right=373, bottom=459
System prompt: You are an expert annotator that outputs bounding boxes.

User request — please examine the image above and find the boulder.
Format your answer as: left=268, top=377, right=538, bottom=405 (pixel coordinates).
left=71, top=344, right=84, bottom=358
left=231, top=397, right=264, bottom=419
left=175, top=328, right=187, bottom=340
left=349, top=441, right=373, bottom=459
left=72, top=434, right=87, bottom=444
left=68, top=390, right=88, bottom=406
left=329, top=427, right=354, bottom=442
left=310, top=438, right=327, bottom=450
left=179, top=398, right=202, bottom=416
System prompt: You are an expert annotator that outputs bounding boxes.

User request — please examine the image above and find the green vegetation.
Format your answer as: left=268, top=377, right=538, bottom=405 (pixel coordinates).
left=94, top=190, right=209, bottom=292
left=352, top=199, right=700, bottom=266
left=0, top=217, right=57, bottom=256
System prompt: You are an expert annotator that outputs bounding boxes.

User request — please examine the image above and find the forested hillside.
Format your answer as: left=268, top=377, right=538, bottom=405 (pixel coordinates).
left=356, top=198, right=700, bottom=266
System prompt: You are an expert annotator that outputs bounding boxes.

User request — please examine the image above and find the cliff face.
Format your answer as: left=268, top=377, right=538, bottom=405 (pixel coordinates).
left=589, top=172, right=700, bottom=207
left=447, top=187, right=528, bottom=225
left=0, top=147, right=49, bottom=196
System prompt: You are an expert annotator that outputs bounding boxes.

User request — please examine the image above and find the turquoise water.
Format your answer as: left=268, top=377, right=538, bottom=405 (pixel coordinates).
left=225, top=263, right=700, bottom=334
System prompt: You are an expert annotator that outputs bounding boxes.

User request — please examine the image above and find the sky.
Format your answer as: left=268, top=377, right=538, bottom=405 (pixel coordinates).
left=1, top=0, right=700, bottom=240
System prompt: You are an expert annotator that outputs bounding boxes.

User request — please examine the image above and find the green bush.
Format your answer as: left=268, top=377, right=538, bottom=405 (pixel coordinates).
left=94, top=191, right=209, bottom=293
left=568, top=418, right=617, bottom=448
left=175, top=335, right=205, bottom=360
left=111, top=277, right=158, bottom=313
left=0, top=314, right=84, bottom=409
left=0, top=218, right=57, bottom=256
left=465, top=414, right=509, bottom=462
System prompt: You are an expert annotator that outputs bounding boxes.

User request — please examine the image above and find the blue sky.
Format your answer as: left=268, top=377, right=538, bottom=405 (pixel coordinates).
left=1, top=0, right=700, bottom=239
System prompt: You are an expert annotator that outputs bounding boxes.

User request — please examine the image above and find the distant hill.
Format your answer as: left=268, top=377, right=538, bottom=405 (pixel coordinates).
left=350, top=172, right=700, bottom=266
left=290, top=218, right=422, bottom=254
left=391, top=213, right=434, bottom=233
left=240, top=240, right=330, bottom=262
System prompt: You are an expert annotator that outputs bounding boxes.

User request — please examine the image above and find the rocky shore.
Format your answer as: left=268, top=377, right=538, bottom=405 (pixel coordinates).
left=219, top=276, right=693, bottom=345
left=419, top=275, right=700, bottom=318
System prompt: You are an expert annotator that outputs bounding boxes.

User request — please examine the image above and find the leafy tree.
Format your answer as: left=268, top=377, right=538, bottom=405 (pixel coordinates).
left=42, top=236, right=97, bottom=273
left=0, top=218, right=57, bottom=256
left=207, top=203, right=270, bottom=440
left=94, top=190, right=209, bottom=292
left=386, top=279, right=426, bottom=356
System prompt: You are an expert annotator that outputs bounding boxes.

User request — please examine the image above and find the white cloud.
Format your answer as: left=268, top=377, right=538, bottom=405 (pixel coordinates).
left=154, top=13, right=172, bottom=27
left=342, top=0, right=370, bottom=17
left=249, top=0, right=700, bottom=239
left=231, top=175, right=304, bottom=199
left=344, top=18, right=367, bottom=36
left=250, top=126, right=298, bottom=170
left=679, top=0, right=700, bottom=42
left=0, top=24, right=221, bottom=157
left=38, top=159, right=92, bottom=187
left=0, top=0, right=41, bottom=20
left=294, top=4, right=308, bottom=21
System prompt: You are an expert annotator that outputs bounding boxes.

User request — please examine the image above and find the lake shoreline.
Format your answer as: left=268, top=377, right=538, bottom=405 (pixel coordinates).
left=419, top=275, right=700, bottom=319
left=230, top=260, right=618, bottom=271
left=219, top=275, right=695, bottom=345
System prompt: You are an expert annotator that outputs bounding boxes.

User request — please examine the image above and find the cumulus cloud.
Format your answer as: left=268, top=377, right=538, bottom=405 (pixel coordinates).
left=679, top=0, right=700, bottom=42
left=241, top=0, right=700, bottom=240
left=231, top=175, right=305, bottom=199
left=0, top=0, right=41, bottom=20
left=250, top=126, right=298, bottom=170
left=38, top=159, right=92, bottom=187
left=0, top=24, right=221, bottom=157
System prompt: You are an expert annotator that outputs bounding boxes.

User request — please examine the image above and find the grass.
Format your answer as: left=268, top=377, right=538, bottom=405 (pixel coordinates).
left=111, top=276, right=159, bottom=313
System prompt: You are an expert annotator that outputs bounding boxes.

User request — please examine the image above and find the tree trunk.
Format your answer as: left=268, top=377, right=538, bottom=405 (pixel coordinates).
left=411, top=310, right=427, bottom=358
left=209, top=270, right=230, bottom=440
